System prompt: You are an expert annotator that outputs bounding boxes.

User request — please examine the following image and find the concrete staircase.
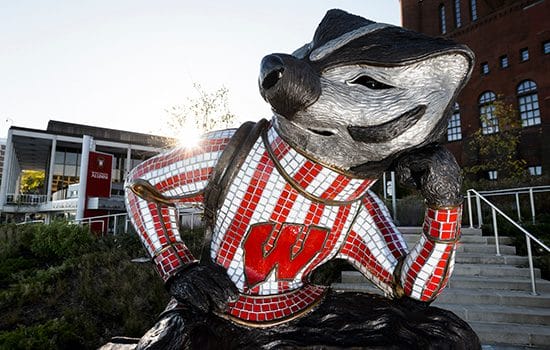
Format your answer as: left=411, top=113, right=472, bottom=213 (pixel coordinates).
left=333, top=227, right=550, bottom=349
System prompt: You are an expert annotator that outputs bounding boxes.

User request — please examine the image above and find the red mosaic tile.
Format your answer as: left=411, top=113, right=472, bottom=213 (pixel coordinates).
left=227, top=285, right=327, bottom=323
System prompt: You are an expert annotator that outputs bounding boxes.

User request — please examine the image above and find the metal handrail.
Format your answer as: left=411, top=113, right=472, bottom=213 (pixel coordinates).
left=15, top=220, right=45, bottom=225
left=6, top=193, right=49, bottom=205
left=467, top=185, right=550, bottom=225
left=474, top=185, right=550, bottom=196
left=74, top=213, right=129, bottom=235
left=72, top=209, right=202, bottom=234
left=466, top=189, right=550, bottom=295
left=80, top=220, right=106, bottom=234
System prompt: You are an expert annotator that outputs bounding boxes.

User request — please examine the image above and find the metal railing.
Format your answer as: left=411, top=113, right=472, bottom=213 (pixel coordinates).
left=15, top=219, right=45, bottom=225
left=471, top=185, right=550, bottom=225
left=73, top=209, right=203, bottom=235
left=466, top=189, right=550, bottom=295
left=6, top=193, right=48, bottom=205
left=74, top=213, right=129, bottom=235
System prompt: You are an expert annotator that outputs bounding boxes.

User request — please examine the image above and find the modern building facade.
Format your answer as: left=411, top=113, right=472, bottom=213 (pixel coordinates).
left=0, top=120, right=174, bottom=226
left=401, top=0, right=549, bottom=181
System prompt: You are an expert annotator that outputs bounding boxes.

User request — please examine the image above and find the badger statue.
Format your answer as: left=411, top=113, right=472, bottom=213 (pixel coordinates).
left=119, top=9, right=480, bottom=350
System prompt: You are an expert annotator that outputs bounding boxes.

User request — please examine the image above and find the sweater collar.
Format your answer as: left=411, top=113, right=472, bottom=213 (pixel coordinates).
left=263, top=122, right=375, bottom=204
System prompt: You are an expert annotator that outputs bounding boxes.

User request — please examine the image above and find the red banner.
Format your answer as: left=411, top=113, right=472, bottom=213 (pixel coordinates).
left=86, top=151, right=113, bottom=198
left=84, top=151, right=113, bottom=233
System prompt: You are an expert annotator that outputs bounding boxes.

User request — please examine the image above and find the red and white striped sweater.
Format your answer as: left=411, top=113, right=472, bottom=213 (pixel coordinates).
left=125, top=120, right=461, bottom=325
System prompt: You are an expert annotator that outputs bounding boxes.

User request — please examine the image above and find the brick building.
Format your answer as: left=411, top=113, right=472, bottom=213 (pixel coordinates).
left=401, top=0, right=549, bottom=182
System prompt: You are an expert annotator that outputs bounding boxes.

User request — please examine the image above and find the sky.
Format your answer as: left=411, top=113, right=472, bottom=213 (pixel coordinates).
left=0, top=1, right=401, bottom=139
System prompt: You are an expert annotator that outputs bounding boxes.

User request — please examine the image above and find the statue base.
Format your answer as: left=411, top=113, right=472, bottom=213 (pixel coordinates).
left=101, top=291, right=480, bottom=350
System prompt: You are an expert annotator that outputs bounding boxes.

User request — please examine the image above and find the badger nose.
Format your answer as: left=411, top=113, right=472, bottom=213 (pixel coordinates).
left=258, top=53, right=321, bottom=119
left=259, top=55, right=285, bottom=90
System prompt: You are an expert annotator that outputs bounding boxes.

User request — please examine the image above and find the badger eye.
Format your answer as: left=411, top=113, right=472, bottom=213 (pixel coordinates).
left=348, top=75, right=393, bottom=90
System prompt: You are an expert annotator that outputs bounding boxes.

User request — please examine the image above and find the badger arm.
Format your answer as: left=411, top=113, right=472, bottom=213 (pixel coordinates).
left=126, top=180, right=237, bottom=314
left=392, top=145, right=463, bottom=302
left=393, top=144, right=463, bottom=208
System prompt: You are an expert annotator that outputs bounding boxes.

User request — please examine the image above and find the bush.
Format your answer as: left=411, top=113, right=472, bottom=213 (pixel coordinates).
left=0, top=318, right=85, bottom=350
left=481, top=215, right=550, bottom=279
left=0, top=222, right=169, bottom=349
left=30, top=221, right=95, bottom=262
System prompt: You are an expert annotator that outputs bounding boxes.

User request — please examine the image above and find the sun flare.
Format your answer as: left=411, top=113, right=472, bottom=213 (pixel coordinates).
left=176, top=126, right=202, bottom=149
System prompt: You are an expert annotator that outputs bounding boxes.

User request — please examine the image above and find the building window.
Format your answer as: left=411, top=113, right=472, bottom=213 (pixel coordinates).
left=481, top=62, right=489, bottom=75
left=543, top=41, right=550, bottom=54
left=520, top=48, right=529, bottom=62
left=499, top=55, right=509, bottom=69
left=517, top=80, right=541, bottom=127
left=53, top=149, right=81, bottom=195
left=487, top=170, right=498, bottom=181
left=479, top=91, right=498, bottom=134
left=454, top=0, right=462, bottom=27
left=439, top=4, right=447, bottom=34
left=470, top=0, right=478, bottom=21
left=528, top=165, right=542, bottom=176
left=447, top=102, right=462, bottom=141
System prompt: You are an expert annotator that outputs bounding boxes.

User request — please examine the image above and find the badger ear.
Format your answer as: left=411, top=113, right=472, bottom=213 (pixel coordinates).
left=292, top=42, right=312, bottom=59
left=312, top=9, right=374, bottom=49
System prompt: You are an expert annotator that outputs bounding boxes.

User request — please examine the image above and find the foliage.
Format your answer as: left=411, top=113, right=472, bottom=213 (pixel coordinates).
left=165, top=83, right=237, bottom=144
left=179, top=227, right=204, bottom=258
left=19, top=171, right=45, bottom=194
left=464, top=100, right=528, bottom=182
left=29, top=221, right=95, bottom=262
left=0, top=222, right=169, bottom=349
left=481, top=214, right=550, bottom=279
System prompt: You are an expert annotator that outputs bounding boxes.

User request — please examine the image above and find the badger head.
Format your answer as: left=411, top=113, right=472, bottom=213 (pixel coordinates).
left=259, top=9, right=474, bottom=177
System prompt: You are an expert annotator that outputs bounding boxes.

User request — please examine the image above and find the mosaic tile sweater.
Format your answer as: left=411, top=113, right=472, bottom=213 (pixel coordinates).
left=125, top=120, right=461, bottom=325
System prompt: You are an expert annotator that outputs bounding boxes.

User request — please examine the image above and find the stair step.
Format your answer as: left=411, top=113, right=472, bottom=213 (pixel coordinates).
left=434, top=288, right=550, bottom=308
left=439, top=303, right=550, bottom=325
left=456, top=244, right=516, bottom=255
left=447, top=276, right=550, bottom=293
left=452, top=263, right=541, bottom=278
left=334, top=278, right=550, bottom=297
left=341, top=264, right=541, bottom=282
left=455, top=253, right=527, bottom=265
left=486, top=237, right=515, bottom=245
left=404, top=234, right=513, bottom=245
left=340, top=272, right=550, bottom=293
left=471, top=321, right=550, bottom=348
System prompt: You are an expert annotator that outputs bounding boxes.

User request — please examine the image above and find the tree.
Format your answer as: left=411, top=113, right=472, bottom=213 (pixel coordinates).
left=20, top=170, right=45, bottom=194
left=165, top=83, right=237, bottom=146
left=464, top=99, right=527, bottom=183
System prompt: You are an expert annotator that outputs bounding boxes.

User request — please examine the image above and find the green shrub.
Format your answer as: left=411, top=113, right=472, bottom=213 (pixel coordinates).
left=0, top=318, right=85, bottom=350
left=480, top=215, right=550, bottom=279
left=0, top=224, right=35, bottom=259
left=0, top=222, right=169, bottom=349
left=30, top=221, right=94, bottom=262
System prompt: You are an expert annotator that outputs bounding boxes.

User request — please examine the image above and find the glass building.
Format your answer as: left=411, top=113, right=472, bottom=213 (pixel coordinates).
left=0, top=120, right=173, bottom=225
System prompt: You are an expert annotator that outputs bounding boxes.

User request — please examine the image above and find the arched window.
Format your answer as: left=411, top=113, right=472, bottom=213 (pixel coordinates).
left=479, top=91, right=498, bottom=134
left=455, top=0, right=462, bottom=28
left=517, top=80, right=541, bottom=127
left=470, top=0, right=478, bottom=21
left=447, top=102, right=462, bottom=141
left=439, top=4, right=447, bottom=34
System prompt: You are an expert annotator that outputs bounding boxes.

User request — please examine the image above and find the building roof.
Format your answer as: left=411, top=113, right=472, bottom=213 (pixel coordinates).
left=45, top=120, right=174, bottom=148
left=9, top=121, right=175, bottom=171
